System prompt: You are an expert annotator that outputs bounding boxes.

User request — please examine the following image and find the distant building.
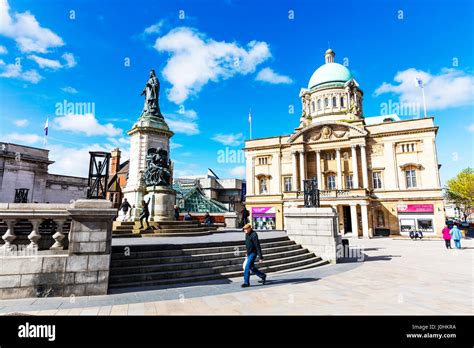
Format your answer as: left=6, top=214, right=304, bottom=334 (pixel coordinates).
left=0, top=143, right=88, bottom=203
left=244, top=49, right=445, bottom=237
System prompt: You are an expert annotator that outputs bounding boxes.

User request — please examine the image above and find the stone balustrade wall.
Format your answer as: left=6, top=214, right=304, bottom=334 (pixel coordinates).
left=0, top=200, right=116, bottom=299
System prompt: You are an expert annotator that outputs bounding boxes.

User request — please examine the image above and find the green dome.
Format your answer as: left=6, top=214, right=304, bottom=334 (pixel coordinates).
left=308, top=62, right=353, bottom=89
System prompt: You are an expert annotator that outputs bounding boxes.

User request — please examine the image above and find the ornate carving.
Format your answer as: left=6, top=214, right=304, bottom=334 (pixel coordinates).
left=372, top=144, right=384, bottom=156
left=321, top=126, right=332, bottom=139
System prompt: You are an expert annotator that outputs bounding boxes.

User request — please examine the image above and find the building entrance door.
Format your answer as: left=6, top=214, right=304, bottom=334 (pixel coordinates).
left=343, top=205, right=352, bottom=234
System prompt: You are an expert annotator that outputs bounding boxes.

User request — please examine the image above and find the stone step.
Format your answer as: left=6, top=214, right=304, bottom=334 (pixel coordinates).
left=114, top=222, right=200, bottom=229
left=110, top=248, right=311, bottom=274
left=109, top=256, right=328, bottom=289
left=111, top=236, right=289, bottom=253
left=109, top=252, right=321, bottom=283
left=110, top=239, right=297, bottom=259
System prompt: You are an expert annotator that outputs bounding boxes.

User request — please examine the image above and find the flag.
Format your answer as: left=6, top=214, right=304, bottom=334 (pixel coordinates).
left=44, top=118, right=49, bottom=136
left=415, top=77, right=423, bottom=88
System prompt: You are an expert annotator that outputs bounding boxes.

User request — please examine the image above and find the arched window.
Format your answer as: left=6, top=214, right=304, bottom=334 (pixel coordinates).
left=376, top=210, right=385, bottom=227
left=340, top=97, right=345, bottom=107
left=332, top=97, right=337, bottom=107
left=311, top=101, right=315, bottom=112
left=317, top=100, right=321, bottom=110
left=324, top=98, right=329, bottom=108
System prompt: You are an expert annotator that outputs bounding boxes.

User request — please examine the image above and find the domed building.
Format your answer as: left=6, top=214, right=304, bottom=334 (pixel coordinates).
left=244, top=49, right=445, bottom=238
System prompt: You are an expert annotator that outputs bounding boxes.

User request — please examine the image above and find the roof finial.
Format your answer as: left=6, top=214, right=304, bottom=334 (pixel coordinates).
left=324, top=48, right=335, bottom=64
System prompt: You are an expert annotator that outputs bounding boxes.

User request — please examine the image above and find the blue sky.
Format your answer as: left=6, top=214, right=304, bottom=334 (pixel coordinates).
left=0, top=0, right=473, bottom=185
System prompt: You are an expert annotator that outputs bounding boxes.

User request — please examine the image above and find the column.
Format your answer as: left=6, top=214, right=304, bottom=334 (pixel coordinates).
left=360, top=144, right=369, bottom=188
left=50, top=219, right=66, bottom=250
left=361, top=203, right=369, bottom=238
left=299, top=151, right=306, bottom=190
left=351, top=145, right=359, bottom=189
left=27, top=219, right=42, bottom=250
left=350, top=204, right=358, bottom=238
left=292, top=151, right=298, bottom=191
left=316, top=150, right=322, bottom=189
left=336, top=148, right=342, bottom=190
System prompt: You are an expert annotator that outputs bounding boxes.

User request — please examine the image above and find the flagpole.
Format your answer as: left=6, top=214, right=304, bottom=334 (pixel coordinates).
left=248, top=108, right=252, bottom=140
left=421, top=86, right=427, bottom=118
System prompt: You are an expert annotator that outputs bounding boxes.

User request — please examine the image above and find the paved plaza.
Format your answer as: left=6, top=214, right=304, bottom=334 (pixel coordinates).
left=0, top=237, right=472, bottom=315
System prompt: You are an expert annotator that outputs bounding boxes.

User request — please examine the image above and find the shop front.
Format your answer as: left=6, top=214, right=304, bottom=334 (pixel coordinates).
left=397, top=204, right=435, bottom=236
left=251, top=206, right=277, bottom=230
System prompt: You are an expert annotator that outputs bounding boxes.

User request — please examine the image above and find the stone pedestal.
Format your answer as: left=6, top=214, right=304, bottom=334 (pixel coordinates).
left=224, top=212, right=239, bottom=228
left=284, top=207, right=342, bottom=263
left=146, top=186, right=176, bottom=221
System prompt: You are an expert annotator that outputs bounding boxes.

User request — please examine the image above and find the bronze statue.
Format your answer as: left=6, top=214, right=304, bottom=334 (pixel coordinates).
left=141, top=69, right=163, bottom=117
left=143, top=147, right=172, bottom=186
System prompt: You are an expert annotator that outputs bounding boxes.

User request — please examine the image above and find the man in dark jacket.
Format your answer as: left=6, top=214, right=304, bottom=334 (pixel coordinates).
left=119, top=198, right=132, bottom=221
left=242, top=223, right=266, bottom=287
left=241, top=205, right=250, bottom=225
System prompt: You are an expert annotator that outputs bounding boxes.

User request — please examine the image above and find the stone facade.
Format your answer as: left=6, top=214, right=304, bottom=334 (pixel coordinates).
left=0, top=143, right=88, bottom=204
left=244, top=49, right=445, bottom=238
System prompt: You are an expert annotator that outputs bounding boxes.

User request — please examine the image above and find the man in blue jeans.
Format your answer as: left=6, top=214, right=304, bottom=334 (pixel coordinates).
left=242, top=223, right=266, bottom=288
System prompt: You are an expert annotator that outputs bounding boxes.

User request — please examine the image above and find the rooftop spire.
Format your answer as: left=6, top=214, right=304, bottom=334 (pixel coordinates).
left=325, top=48, right=335, bottom=64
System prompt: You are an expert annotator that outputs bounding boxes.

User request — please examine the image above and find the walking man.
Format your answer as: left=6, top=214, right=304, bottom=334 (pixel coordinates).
left=242, top=223, right=266, bottom=288
left=119, top=198, right=132, bottom=221
left=241, top=205, right=250, bottom=225
left=139, top=197, right=151, bottom=229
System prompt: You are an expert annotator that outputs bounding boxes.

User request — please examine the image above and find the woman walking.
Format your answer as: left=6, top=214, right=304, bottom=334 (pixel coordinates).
left=449, top=224, right=463, bottom=249
left=441, top=225, right=451, bottom=249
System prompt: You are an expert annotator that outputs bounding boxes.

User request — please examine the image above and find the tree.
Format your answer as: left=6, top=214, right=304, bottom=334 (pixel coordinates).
left=445, top=168, right=474, bottom=221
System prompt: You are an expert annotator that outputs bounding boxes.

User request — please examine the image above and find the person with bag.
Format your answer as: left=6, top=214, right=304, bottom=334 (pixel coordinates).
left=241, top=223, right=266, bottom=288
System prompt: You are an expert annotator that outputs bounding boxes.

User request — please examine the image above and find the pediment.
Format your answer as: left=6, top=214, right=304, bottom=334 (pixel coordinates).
left=288, top=121, right=367, bottom=143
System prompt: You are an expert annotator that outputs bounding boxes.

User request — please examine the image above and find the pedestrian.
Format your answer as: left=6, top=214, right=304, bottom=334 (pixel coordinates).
left=241, top=223, right=266, bottom=288
left=174, top=205, right=180, bottom=221
left=241, top=205, right=250, bottom=225
left=449, top=224, right=463, bottom=249
left=441, top=225, right=451, bottom=249
left=139, top=197, right=151, bottom=229
left=204, top=212, right=213, bottom=226
left=184, top=211, right=192, bottom=221
left=119, top=198, right=132, bottom=222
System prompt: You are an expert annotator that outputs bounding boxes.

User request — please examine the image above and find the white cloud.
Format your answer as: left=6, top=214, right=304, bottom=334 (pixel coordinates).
left=62, top=52, right=76, bottom=68
left=54, top=113, right=123, bottom=137
left=166, top=108, right=200, bottom=135
left=144, top=20, right=165, bottom=35
left=3, top=132, right=41, bottom=144
left=212, top=132, right=244, bottom=146
left=0, top=62, right=42, bottom=83
left=0, top=0, right=64, bottom=53
left=228, top=166, right=245, bottom=178
left=467, top=124, right=474, bottom=133
left=61, top=86, right=78, bottom=94
left=255, top=67, right=292, bottom=84
left=374, top=68, right=474, bottom=110
left=28, top=54, right=62, bottom=69
left=170, top=141, right=183, bottom=149
left=0, top=45, right=7, bottom=54
left=154, top=27, right=271, bottom=103
left=14, top=118, right=28, bottom=127
left=48, top=142, right=130, bottom=178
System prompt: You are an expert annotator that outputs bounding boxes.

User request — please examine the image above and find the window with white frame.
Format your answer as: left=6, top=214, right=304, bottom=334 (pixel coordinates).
left=324, top=98, right=329, bottom=108
left=405, top=169, right=417, bottom=188
left=332, top=96, right=337, bottom=107
left=327, top=175, right=336, bottom=190
left=340, top=96, right=345, bottom=107
left=372, top=171, right=383, bottom=189
left=326, top=152, right=336, bottom=160
left=346, top=175, right=353, bottom=189
left=317, top=99, right=321, bottom=110
left=283, top=176, right=292, bottom=192
left=311, top=101, right=315, bottom=112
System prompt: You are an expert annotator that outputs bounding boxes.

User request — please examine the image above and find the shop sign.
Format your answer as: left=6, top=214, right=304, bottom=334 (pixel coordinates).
left=397, top=204, right=434, bottom=213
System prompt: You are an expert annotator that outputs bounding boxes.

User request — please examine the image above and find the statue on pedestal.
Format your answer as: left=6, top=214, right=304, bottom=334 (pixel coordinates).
left=141, top=69, right=163, bottom=118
